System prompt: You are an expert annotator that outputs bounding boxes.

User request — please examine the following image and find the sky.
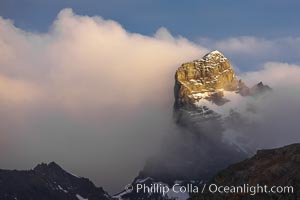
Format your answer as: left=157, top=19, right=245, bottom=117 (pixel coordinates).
left=1, top=0, right=300, bottom=39
left=0, top=0, right=300, bottom=194
left=1, top=0, right=300, bottom=70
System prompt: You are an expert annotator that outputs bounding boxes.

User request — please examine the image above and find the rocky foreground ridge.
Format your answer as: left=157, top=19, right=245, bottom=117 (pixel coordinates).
left=192, top=143, right=300, bottom=200
left=0, top=143, right=299, bottom=200
left=0, top=162, right=111, bottom=200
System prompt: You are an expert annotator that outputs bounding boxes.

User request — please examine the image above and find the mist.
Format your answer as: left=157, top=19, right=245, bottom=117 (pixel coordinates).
left=239, top=62, right=300, bottom=149
left=0, top=8, right=207, bottom=193
left=0, top=8, right=300, bottom=194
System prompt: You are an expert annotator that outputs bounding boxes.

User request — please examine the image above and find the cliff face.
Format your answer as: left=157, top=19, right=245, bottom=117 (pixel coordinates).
left=174, top=50, right=238, bottom=107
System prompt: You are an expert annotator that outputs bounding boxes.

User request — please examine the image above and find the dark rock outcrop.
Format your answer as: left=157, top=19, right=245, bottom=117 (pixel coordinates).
left=192, top=143, right=300, bottom=200
left=0, top=162, right=111, bottom=200
left=250, top=81, right=272, bottom=96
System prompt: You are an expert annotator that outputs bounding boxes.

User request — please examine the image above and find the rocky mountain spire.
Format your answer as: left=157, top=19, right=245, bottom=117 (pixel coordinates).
left=174, top=50, right=238, bottom=108
left=174, top=50, right=271, bottom=108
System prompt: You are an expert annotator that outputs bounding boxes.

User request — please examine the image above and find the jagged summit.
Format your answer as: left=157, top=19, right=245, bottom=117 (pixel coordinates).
left=174, top=50, right=270, bottom=108
left=206, top=50, right=222, bottom=54
left=34, top=161, right=62, bottom=171
left=201, top=50, right=227, bottom=62
left=174, top=50, right=238, bottom=107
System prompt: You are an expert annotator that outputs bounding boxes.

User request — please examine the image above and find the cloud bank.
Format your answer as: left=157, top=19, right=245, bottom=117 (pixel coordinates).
left=0, top=8, right=300, bottom=193
left=0, top=8, right=207, bottom=193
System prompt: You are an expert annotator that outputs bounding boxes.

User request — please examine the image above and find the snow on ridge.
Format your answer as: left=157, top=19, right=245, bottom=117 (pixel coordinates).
left=135, top=177, right=153, bottom=183
left=210, top=50, right=222, bottom=54
left=68, top=172, right=80, bottom=178
left=57, top=185, right=68, bottom=193
left=206, top=50, right=225, bottom=57
left=113, top=190, right=129, bottom=200
left=76, top=194, right=88, bottom=200
left=194, top=90, right=259, bottom=120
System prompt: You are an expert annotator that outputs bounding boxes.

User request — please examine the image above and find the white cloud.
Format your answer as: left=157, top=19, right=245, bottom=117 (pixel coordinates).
left=215, top=36, right=274, bottom=55
left=241, top=62, right=300, bottom=88
left=1, top=8, right=208, bottom=111
left=0, top=8, right=208, bottom=193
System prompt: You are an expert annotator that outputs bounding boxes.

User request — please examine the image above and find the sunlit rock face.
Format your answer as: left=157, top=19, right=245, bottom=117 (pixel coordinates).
left=174, top=50, right=271, bottom=109
left=174, top=50, right=271, bottom=122
left=174, top=50, right=238, bottom=107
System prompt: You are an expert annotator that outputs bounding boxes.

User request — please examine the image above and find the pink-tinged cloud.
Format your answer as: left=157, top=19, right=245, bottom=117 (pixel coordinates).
left=0, top=8, right=208, bottom=192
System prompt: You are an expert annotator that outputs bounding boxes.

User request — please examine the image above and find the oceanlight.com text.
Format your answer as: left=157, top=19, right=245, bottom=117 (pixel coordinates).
left=125, top=183, right=294, bottom=196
